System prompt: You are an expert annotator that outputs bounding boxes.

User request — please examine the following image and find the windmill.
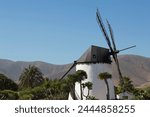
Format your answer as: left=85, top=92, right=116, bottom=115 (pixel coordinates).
left=60, top=9, right=135, bottom=100
left=60, top=45, right=116, bottom=100
left=96, top=9, right=136, bottom=93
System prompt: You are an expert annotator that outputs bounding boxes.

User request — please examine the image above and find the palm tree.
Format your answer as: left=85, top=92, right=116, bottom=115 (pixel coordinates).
left=119, top=76, right=134, bottom=93
left=19, top=65, right=44, bottom=89
left=0, top=73, right=18, bottom=91
left=99, top=72, right=112, bottom=100
left=66, top=70, right=87, bottom=100
left=75, top=70, right=87, bottom=100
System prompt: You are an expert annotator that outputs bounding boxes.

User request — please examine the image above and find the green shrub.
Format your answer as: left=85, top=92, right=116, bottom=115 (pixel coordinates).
left=0, top=74, right=18, bottom=91
left=0, top=90, right=19, bottom=100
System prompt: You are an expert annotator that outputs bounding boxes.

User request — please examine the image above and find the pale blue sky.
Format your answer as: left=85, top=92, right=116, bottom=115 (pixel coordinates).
left=0, top=0, right=150, bottom=64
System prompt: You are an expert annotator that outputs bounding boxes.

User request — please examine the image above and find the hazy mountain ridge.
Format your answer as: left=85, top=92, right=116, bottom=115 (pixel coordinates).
left=0, top=59, right=75, bottom=81
left=0, top=55, right=150, bottom=87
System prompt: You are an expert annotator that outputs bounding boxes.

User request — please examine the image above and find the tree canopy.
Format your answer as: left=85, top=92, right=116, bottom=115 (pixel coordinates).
left=19, top=65, right=44, bottom=89
left=0, top=73, right=18, bottom=91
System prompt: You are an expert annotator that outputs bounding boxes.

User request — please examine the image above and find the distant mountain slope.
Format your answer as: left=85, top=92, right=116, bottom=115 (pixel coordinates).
left=113, top=55, right=150, bottom=86
left=0, top=55, right=150, bottom=87
left=0, top=59, right=75, bottom=81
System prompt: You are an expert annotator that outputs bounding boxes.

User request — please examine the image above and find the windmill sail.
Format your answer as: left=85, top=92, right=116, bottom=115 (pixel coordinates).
left=106, top=20, right=117, bottom=51
left=96, top=9, right=125, bottom=91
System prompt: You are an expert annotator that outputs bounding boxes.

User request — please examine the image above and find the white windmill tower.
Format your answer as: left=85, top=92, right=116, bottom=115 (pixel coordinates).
left=60, top=9, right=135, bottom=100
left=60, top=45, right=115, bottom=100
left=75, top=45, right=115, bottom=100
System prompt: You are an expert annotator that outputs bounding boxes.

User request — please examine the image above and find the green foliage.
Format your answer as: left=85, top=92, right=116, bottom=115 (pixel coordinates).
left=66, top=70, right=87, bottom=84
left=19, top=79, right=70, bottom=100
left=82, top=81, right=93, bottom=99
left=99, top=72, right=112, bottom=100
left=116, top=77, right=150, bottom=100
left=19, top=65, right=44, bottom=89
left=66, top=70, right=88, bottom=100
left=144, top=87, right=150, bottom=94
left=82, top=82, right=93, bottom=90
left=86, top=96, right=98, bottom=100
left=75, top=70, right=87, bottom=82
left=0, top=73, right=18, bottom=91
left=117, top=76, right=135, bottom=94
left=19, top=94, right=33, bottom=100
left=0, top=90, right=19, bottom=100
left=133, top=88, right=150, bottom=100
left=0, top=69, right=89, bottom=100
left=0, top=70, right=89, bottom=100
left=46, top=79, right=69, bottom=100
left=99, top=72, right=112, bottom=80
left=27, top=86, right=46, bottom=100
left=18, top=88, right=33, bottom=100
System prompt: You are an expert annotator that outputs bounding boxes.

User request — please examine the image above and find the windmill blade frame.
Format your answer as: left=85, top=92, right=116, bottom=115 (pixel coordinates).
left=96, top=9, right=125, bottom=92
left=96, top=9, right=117, bottom=62
left=106, top=19, right=124, bottom=82
left=96, top=9, right=113, bottom=52
left=106, top=19, right=117, bottom=51
left=118, top=45, right=136, bottom=52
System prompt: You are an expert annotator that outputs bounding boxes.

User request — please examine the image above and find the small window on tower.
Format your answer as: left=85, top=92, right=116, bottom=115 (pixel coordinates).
left=93, top=54, right=96, bottom=59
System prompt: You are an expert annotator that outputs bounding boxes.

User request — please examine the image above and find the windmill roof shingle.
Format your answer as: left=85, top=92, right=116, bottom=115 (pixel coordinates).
left=77, top=45, right=111, bottom=64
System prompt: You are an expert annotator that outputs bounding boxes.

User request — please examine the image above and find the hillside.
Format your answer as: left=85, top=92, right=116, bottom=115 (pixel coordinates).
left=113, top=55, right=150, bottom=86
left=0, top=59, right=75, bottom=81
left=0, top=55, right=150, bottom=87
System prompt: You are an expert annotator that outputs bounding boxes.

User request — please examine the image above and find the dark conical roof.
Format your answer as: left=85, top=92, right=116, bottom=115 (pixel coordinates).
left=77, top=45, right=111, bottom=64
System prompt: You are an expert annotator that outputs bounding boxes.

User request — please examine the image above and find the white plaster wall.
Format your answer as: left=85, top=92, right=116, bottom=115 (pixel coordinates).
left=70, top=63, right=115, bottom=100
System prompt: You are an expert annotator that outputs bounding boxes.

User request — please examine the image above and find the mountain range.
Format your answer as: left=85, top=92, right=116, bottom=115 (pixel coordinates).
left=0, top=54, right=150, bottom=87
